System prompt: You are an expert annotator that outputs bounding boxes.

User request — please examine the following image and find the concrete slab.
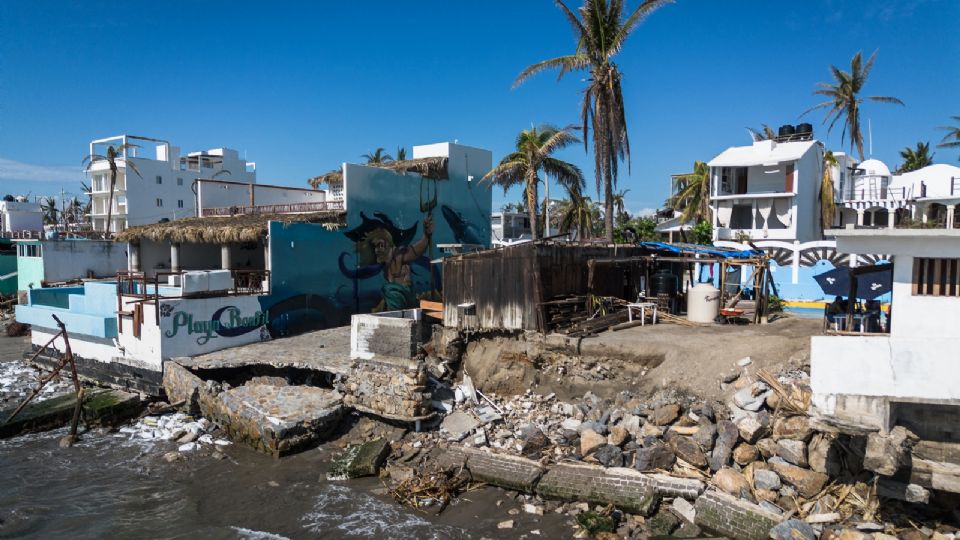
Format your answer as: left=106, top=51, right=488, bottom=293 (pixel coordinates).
left=200, top=383, right=343, bottom=457
left=0, top=387, right=143, bottom=438
left=181, top=326, right=353, bottom=377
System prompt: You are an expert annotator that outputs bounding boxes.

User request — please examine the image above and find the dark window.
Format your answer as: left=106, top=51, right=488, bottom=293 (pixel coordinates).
left=156, top=175, right=163, bottom=184
left=913, top=258, right=960, bottom=296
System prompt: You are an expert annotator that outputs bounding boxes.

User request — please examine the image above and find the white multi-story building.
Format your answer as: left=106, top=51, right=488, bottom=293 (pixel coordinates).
left=86, top=135, right=257, bottom=233
left=491, top=211, right=532, bottom=245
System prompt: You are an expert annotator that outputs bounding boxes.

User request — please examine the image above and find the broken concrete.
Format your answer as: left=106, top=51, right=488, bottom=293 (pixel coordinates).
left=201, top=384, right=343, bottom=457
left=0, top=387, right=142, bottom=438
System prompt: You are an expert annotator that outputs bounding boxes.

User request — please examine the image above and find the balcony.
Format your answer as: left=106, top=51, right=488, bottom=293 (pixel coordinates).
left=200, top=201, right=344, bottom=217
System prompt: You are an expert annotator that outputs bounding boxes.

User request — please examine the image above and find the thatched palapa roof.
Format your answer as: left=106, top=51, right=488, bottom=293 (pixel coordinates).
left=115, top=211, right=346, bottom=244
left=307, top=156, right=449, bottom=188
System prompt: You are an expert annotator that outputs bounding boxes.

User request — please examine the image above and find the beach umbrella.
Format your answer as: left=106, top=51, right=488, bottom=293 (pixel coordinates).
left=814, top=264, right=892, bottom=300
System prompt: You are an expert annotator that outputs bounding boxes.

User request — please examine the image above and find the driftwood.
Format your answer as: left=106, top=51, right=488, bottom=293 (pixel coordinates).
left=388, top=464, right=482, bottom=515
left=757, top=368, right=811, bottom=415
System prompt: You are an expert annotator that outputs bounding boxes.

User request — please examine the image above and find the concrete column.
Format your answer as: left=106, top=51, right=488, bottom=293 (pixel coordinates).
left=129, top=243, right=141, bottom=272
left=170, top=243, right=181, bottom=273
left=921, top=205, right=929, bottom=224
left=856, top=209, right=865, bottom=226
left=948, top=205, right=956, bottom=230
left=888, top=208, right=896, bottom=229
left=792, top=241, right=800, bottom=284
left=221, top=244, right=232, bottom=270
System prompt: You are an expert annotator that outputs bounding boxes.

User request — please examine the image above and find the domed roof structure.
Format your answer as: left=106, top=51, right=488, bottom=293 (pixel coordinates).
left=858, top=159, right=891, bottom=177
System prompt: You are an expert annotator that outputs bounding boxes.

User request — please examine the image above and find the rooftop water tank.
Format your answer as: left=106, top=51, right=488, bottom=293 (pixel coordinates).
left=778, top=124, right=796, bottom=138
left=687, top=282, right=720, bottom=324
left=796, top=123, right=813, bottom=138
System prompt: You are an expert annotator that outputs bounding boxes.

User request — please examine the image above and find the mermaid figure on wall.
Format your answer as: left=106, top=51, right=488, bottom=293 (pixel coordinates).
left=339, top=212, right=433, bottom=312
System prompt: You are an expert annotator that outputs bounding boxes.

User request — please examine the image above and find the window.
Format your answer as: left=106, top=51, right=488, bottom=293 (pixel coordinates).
left=20, top=244, right=41, bottom=258
left=177, top=177, right=183, bottom=186
left=156, top=198, right=164, bottom=207
left=177, top=200, right=184, bottom=208
left=156, top=175, right=163, bottom=184
left=913, top=258, right=960, bottom=296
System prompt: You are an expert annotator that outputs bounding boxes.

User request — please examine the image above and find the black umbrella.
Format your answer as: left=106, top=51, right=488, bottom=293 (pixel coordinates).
left=814, top=264, right=892, bottom=300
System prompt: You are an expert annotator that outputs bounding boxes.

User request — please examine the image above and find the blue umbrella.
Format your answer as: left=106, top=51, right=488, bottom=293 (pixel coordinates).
left=814, top=264, right=892, bottom=300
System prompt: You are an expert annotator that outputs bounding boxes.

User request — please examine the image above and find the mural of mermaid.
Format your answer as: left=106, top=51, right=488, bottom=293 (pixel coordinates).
left=340, top=212, right=434, bottom=312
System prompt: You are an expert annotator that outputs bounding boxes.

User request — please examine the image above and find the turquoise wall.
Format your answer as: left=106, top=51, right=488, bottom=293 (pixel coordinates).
left=262, top=166, right=491, bottom=335
left=16, top=282, right=118, bottom=337
left=16, top=240, right=44, bottom=291
left=0, top=253, right=15, bottom=296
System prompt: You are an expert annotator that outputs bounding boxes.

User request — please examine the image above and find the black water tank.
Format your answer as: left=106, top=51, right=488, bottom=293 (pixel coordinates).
left=651, top=267, right=679, bottom=298
left=796, top=122, right=813, bottom=137
left=778, top=124, right=796, bottom=138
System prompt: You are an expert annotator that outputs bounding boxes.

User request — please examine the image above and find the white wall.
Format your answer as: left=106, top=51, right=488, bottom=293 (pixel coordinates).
left=413, top=142, right=492, bottom=180
left=197, top=181, right=326, bottom=211
left=41, top=240, right=128, bottom=282
left=0, top=201, right=43, bottom=233
left=794, top=144, right=824, bottom=242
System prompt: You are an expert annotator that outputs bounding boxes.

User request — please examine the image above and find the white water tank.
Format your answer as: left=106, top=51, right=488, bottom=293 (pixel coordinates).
left=687, top=283, right=720, bottom=323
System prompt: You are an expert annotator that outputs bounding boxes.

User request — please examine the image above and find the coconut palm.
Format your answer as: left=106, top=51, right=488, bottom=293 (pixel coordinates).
left=362, top=148, right=393, bottom=165
left=514, top=0, right=671, bottom=242
left=613, top=188, right=631, bottom=225
left=803, top=50, right=904, bottom=161
left=747, top=124, right=777, bottom=142
left=937, top=116, right=960, bottom=159
left=557, top=187, right=598, bottom=240
left=396, top=147, right=408, bottom=161
left=482, top=124, right=585, bottom=240
left=669, top=160, right=710, bottom=224
left=820, top=150, right=838, bottom=231
left=897, top=142, right=935, bottom=173
left=40, top=196, right=62, bottom=227
left=82, top=143, right=142, bottom=238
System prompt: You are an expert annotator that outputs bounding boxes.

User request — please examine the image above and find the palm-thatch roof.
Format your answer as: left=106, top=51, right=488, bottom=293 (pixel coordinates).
left=115, top=211, right=346, bottom=244
left=307, top=156, right=449, bottom=188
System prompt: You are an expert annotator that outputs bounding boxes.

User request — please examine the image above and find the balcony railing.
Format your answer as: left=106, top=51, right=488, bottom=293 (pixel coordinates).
left=200, top=201, right=344, bottom=217
left=840, top=186, right=909, bottom=201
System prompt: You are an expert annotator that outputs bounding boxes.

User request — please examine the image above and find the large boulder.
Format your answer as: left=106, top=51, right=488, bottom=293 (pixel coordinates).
left=776, top=439, right=809, bottom=468
left=808, top=433, right=842, bottom=476
left=667, top=433, right=708, bottom=469
left=713, top=467, right=751, bottom=498
left=773, top=415, right=813, bottom=442
left=580, top=429, right=607, bottom=456
left=753, top=468, right=782, bottom=491
left=737, top=416, right=767, bottom=444
left=770, top=460, right=829, bottom=498
left=635, top=440, right=676, bottom=471
left=733, top=443, right=759, bottom=466
left=593, top=444, right=625, bottom=467
left=693, top=419, right=717, bottom=451
left=708, top=420, right=739, bottom=472
left=650, top=404, right=681, bottom=426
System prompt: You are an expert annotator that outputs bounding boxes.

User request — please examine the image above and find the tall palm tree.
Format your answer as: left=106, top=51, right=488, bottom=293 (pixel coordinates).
left=820, top=150, right=838, bottom=231
left=897, top=142, right=935, bottom=173
left=669, top=160, right=710, bottom=224
left=514, top=0, right=671, bottom=242
left=612, top=188, right=631, bottom=225
left=803, top=50, right=904, bottom=161
left=937, top=116, right=960, bottom=160
left=482, top=124, right=585, bottom=240
left=83, top=143, right=142, bottom=238
left=396, top=147, right=408, bottom=161
left=362, top=148, right=393, bottom=165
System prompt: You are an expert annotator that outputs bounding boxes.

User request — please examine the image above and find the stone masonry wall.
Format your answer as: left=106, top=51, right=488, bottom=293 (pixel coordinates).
left=693, top=489, right=781, bottom=540
left=460, top=447, right=545, bottom=493
left=342, top=359, right=431, bottom=419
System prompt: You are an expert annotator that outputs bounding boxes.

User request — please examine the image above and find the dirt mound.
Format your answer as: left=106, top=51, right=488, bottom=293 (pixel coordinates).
left=5, top=321, right=29, bottom=337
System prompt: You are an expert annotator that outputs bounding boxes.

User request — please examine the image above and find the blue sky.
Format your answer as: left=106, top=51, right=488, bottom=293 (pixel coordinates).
left=1, top=0, right=958, bottom=214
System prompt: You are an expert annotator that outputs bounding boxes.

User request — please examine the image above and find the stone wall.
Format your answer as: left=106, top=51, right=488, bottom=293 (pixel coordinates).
left=459, top=447, right=544, bottom=493
left=693, top=490, right=781, bottom=540
left=342, top=359, right=432, bottom=420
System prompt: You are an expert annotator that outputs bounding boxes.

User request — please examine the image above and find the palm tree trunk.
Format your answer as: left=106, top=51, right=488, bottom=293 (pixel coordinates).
left=526, top=176, right=539, bottom=241
left=603, top=170, right=614, bottom=242
left=105, top=171, right=116, bottom=239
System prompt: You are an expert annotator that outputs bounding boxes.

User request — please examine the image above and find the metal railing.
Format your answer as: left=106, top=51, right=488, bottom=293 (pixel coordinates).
left=116, top=269, right=270, bottom=328
left=200, top=200, right=344, bottom=217
left=840, top=186, right=909, bottom=201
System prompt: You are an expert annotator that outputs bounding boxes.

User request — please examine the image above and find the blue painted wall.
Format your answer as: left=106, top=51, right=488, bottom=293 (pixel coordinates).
left=261, top=155, right=492, bottom=335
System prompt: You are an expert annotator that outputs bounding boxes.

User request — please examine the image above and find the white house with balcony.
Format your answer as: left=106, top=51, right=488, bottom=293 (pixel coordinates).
left=709, top=137, right=825, bottom=243
left=86, top=135, right=257, bottom=234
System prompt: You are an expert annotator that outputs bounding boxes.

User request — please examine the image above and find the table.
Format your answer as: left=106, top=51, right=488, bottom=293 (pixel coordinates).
left=626, top=302, right=657, bottom=325
left=830, top=314, right=846, bottom=332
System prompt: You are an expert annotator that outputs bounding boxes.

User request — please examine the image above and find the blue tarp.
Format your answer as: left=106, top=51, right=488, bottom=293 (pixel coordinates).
left=639, top=242, right=764, bottom=260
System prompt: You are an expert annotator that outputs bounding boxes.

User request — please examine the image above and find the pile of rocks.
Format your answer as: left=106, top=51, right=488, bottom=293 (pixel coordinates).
left=0, top=360, right=73, bottom=405
left=400, top=362, right=956, bottom=538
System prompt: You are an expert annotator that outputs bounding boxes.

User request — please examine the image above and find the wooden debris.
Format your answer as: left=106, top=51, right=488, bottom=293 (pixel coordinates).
left=388, top=464, right=482, bottom=515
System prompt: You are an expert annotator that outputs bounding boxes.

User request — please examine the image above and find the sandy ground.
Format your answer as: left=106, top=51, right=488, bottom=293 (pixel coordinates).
left=465, top=316, right=820, bottom=403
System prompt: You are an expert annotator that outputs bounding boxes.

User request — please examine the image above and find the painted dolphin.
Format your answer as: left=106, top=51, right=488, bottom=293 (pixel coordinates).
left=440, top=205, right=485, bottom=245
